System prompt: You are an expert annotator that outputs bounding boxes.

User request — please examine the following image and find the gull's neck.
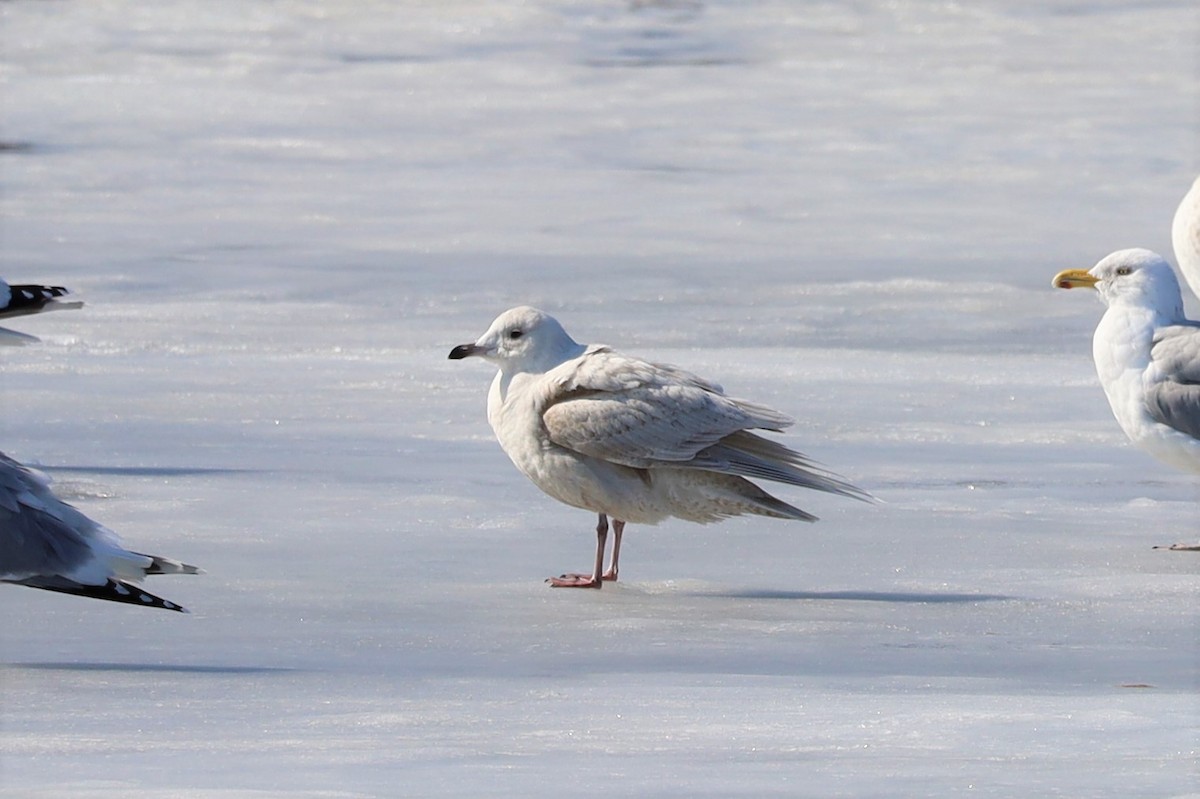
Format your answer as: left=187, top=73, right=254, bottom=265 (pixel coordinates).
left=504, top=339, right=587, bottom=379
left=492, top=339, right=587, bottom=405
left=1091, top=304, right=1162, bottom=443
left=1093, top=304, right=1160, bottom=376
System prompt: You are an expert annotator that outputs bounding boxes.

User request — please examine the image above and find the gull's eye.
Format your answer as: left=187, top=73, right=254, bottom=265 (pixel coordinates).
left=507, top=329, right=523, bottom=340
left=1115, top=266, right=1132, bottom=276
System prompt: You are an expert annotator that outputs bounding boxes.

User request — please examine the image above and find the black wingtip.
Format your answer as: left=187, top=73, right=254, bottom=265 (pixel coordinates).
left=16, top=577, right=190, bottom=613
left=0, top=284, right=81, bottom=318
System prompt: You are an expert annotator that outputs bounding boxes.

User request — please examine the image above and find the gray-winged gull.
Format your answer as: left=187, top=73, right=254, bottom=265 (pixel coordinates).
left=1054, top=249, right=1200, bottom=550
left=0, top=279, right=83, bottom=345
left=1, top=452, right=201, bottom=611
left=449, top=305, right=870, bottom=587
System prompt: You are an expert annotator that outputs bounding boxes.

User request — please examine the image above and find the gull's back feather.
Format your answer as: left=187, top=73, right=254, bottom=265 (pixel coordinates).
left=543, top=347, right=789, bottom=465
left=541, top=347, right=867, bottom=501
left=0, top=453, right=94, bottom=580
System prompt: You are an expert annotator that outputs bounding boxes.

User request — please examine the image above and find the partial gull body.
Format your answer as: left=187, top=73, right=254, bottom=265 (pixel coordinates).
left=1172, top=174, right=1200, bottom=300
left=0, top=279, right=83, bottom=345
left=0, top=452, right=201, bottom=611
left=1054, top=249, right=1200, bottom=550
left=449, top=306, right=870, bottom=587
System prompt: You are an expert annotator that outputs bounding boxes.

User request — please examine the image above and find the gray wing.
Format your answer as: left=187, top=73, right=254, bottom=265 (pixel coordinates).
left=543, top=348, right=792, bottom=465
left=1145, top=324, right=1200, bottom=440
left=0, top=452, right=94, bottom=581
left=542, top=349, right=868, bottom=500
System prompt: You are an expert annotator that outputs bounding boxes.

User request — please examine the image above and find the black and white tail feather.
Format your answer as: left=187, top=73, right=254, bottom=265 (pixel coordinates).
left=0, top=283, right=82, bottom=319
left=0, top=280, right=84, bottom=345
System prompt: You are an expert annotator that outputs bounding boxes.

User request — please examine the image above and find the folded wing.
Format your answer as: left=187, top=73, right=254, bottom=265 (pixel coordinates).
left=542, top=348, right=868, bottom=501
left=0, top=453, right=94, bottom=581
left=1146, top=324, right=1200, bottom=440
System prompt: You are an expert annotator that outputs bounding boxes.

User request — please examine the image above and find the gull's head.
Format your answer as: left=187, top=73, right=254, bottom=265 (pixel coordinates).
left=1053, top=248, right=1185, bottom=318
left=448, top=306, right=583, bottom=374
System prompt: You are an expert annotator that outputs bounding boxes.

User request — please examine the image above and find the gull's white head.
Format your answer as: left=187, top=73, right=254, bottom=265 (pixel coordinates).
left=448, top=306, right=584, bottom=374
left=1053, top=248, right=1186, bottom=320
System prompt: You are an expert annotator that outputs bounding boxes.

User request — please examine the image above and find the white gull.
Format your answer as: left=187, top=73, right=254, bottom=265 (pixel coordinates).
left=449, top=305, right=870, bottom=587
left=1054, top=249, right=1200, bottom=550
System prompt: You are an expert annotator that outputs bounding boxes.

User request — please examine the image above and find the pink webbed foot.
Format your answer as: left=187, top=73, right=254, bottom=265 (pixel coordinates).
left=545, top=515, right=625, bottom=588
left=546, top=573, right=602, bottom=588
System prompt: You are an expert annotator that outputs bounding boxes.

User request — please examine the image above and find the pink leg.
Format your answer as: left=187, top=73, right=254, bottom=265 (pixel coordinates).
left=602, top=519, right=624, bottom=581
left=547, top=514, right=608, bottom=588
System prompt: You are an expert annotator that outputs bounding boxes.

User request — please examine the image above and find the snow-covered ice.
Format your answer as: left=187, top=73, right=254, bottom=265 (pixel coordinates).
left=1, top=1, right=1197, bottom=796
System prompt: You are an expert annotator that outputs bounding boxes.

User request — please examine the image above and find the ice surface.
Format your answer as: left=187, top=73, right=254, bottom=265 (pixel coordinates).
left=1, top=1, right=1197, bottom=796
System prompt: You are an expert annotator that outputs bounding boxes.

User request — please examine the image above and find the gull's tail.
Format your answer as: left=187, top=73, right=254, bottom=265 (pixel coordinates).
left=737, top=483, right=820, bottom=522
left=139, top=553, right=203, bottom=577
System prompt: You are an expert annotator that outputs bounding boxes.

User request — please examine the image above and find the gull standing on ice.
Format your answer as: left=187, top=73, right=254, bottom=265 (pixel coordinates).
left=1171, top=174, right=1200, bottom=300
left=449, top=306, right=870, bottom=587
left=0, top=453, right=201, bottom=611
left=1054, top=249, right=1200, bottom=550
left=0, top=279, right=83, bottom=345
